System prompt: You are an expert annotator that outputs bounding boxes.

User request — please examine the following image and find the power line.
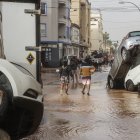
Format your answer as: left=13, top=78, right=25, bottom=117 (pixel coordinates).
left=93, top=7, right=140, bottom=12
left=105, top=25, right=140, bottom=29
left=103, top=20, right=140, bottom=23
left=92, top=0, right=117, bottom=2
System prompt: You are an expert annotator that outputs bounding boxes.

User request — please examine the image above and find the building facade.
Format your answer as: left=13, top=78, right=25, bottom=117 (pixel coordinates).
left=71, top=23, right=80, bottom=57
left=71, top=0, right=91, bottom=58
left=90, top=12, right=103, bottom=52
left=40, top=0, right=71, bottom=67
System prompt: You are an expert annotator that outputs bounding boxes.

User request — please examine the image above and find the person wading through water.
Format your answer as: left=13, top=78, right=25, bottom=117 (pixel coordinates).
left=80, top=56, right=95, bottom=96
left=59, top=61, right=72, bottom=94
left=70, top=56, right=79, bottom=88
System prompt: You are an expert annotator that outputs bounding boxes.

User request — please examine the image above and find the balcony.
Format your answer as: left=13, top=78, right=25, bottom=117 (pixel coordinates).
left=58, top=15, right=66, bottom=24
left=59, top=0, right=66, bottom=6
left=58, top=35, right=67, bottom=42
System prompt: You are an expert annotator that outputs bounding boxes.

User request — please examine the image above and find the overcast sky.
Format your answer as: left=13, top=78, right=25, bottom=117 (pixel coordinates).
left=89, top=0, right=140, bottom=43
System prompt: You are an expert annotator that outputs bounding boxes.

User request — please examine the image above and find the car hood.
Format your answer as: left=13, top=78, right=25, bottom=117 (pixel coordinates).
left=0, top=59, right=42, bottom=97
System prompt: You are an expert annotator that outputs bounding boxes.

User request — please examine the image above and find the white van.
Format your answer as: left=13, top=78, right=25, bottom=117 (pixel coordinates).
left=0, top=0, right=43, bottom=139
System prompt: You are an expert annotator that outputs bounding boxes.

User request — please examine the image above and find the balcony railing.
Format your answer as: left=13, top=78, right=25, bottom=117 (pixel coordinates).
left=58, top=35, right=67, bottom=42
left=59, top=0, right=66, bottom=5
left=58, top=15, right=66, bottom=24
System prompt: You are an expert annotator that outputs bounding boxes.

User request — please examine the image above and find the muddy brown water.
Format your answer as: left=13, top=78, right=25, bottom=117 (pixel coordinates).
left=23, top=71, right=140, bottom=140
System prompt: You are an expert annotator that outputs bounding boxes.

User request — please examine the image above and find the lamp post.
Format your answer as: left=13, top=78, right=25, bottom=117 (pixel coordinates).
left=119, top=1, right=140, bottom=12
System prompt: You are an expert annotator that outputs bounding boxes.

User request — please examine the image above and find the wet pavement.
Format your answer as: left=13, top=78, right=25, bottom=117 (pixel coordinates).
left=23, top=66, right=140, bottom=140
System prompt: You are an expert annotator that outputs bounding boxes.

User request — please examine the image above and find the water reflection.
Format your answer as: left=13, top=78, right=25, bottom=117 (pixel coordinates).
left=107, top=89, right=140, bottom=118
left=23, top=73, right=140, bottom=140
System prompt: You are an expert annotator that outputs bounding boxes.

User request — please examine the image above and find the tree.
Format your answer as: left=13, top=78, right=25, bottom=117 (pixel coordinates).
left=103, top=32, right=109, bottom=41
left=103, top=32, right=112, bottom=52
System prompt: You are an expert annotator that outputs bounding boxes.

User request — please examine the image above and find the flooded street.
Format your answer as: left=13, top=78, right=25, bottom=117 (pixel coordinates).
left=23, top=68, right=140, bottom=140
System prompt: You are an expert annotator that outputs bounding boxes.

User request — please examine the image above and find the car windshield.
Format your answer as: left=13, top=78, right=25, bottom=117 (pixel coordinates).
left=129, top=31, right=140, bottom=37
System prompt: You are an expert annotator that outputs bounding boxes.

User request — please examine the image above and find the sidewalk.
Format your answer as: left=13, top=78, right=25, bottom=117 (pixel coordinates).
left=41, top=69, right=59, bottom=85
left=41, top=67, right=59, bottom=73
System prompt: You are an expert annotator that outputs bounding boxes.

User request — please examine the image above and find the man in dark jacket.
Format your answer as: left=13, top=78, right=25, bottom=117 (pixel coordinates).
left=59, top=61, right=72, bottom=94
left=70, top=56, right=79, bottom=88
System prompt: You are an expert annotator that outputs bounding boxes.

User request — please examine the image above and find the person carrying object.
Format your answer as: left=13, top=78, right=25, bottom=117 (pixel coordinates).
left=80, top=57, right=95, bottom=96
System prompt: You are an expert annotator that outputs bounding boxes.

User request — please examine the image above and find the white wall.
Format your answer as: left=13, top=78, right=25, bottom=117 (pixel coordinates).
left=1, top=2, right=37, bottom=78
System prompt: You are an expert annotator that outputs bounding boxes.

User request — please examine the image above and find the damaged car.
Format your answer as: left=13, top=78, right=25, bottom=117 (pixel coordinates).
left=107, top=31, right=140, bottom=89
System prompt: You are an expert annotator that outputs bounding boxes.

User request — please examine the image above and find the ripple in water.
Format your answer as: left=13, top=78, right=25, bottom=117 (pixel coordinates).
left=21, top=125, right=64, bottom=140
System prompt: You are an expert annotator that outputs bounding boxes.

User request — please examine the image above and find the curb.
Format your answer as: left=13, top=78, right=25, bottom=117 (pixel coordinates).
left=41, top=67, right=59, bottom=73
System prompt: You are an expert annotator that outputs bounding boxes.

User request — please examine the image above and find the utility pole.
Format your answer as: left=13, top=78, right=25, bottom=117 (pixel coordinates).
left=119, top=1, right=140, bottom=12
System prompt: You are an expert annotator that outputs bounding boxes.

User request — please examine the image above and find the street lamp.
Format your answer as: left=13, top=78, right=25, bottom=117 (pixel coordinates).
left=119, top=1, right=140, bottom=12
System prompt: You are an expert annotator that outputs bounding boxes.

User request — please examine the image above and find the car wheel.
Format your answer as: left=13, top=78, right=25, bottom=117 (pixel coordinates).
left=121, top=48, right=130, bottom=63
left=0, top=86, right=8, bottom=120
left=126, top=80, right=135, bottom=91
left=108, top=77, right=116, bottom=89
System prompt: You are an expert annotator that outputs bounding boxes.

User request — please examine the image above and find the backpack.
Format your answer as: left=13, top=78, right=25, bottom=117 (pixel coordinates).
left=60, top=65, right=72, bottom=77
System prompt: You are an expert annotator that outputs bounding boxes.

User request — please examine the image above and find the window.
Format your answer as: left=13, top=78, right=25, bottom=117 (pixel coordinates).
left=129, top=31, right=140, bottom=37
left=40, top=23, right=47, bottom=37
left=46, top=48, right=52, bottom=61
left=41, top=3, right=47, bottom=15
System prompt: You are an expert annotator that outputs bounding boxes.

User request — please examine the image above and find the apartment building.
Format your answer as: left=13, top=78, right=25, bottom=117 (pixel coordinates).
left=90, top=12, right=103, bottom=52
left=40, top=0, right=71, bottom=67
left=71, top=0, right=91, bottom=58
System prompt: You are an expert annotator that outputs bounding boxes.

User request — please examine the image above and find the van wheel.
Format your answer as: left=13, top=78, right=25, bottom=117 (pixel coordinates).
left=108, top=77, right=116, bottom=89
left=0, top=86, right=8, bottom=120
left=126, top=80, right=135, bottom=91
left=121, top=48, right=130, bottom=63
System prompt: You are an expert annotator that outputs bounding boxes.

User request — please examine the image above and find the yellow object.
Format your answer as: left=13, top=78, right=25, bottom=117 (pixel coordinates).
left=80, top=66, right=95, bottom=77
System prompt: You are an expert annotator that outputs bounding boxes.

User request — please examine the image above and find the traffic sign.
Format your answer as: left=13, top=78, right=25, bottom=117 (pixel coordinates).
left=26, top=53, right=35, bottom=64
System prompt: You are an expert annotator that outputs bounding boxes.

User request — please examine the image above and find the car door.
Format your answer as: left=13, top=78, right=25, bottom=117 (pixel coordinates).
left=128, top=65, right=140, bottom=85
